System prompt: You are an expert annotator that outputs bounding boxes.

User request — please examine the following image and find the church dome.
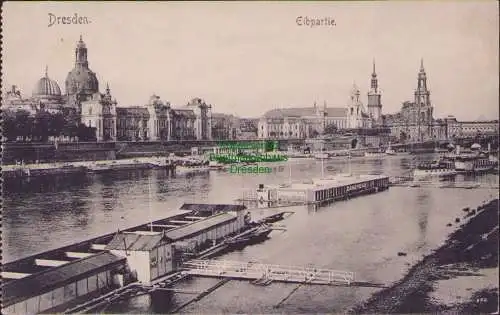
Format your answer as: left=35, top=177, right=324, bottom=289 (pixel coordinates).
left=65, top=68, right=99, bottom=95
left=33, top=70, right=61, bottom=97
left=65, top=36, right=99, bottom=96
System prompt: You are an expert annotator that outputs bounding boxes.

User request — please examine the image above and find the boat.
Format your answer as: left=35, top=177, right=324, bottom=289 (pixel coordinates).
left=413, top=160, right=457, bottom=179
left=454, top=154, right=497, bottom=173
left=287, top=152, right=313, bottom=159
left=314, top=152, right=330, bottom=160
left=443, top=143, right=498, bottom=173
left=364, top=151, right=386, bottom=157
left=225, top=225, right=273, bottom=248
left=385, top=146, right=396, bottom=155
left=259, top=212, right=286, bottom=224
left=176, top=165, right=211, bottom=174
left=208, top=161, right=226, bottom=170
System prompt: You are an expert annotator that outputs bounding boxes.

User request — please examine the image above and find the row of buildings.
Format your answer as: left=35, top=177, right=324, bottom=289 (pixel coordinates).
left=3, top=36, right=213, bottom=142
left=3, top=36, right=497, bottom=143
left=256, top=60, right=498, bottom=142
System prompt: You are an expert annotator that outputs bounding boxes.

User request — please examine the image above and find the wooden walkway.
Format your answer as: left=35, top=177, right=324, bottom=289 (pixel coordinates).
left=182, top=259, right=354, bottom=286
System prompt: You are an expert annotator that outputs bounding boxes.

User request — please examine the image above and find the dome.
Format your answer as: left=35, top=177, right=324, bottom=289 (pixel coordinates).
left=471, top=143, right=481, bottom=150
left=65, top=68, right=99, bottom=95
left=33, top=75, right=61, bottom=97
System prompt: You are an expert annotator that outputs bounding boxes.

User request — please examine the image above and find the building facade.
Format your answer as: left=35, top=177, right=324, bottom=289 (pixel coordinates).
left=116, top=96, right=213, bottom=142
left=211, top=113, right=238, bottom=140
left=3, top=36, right=214, bottom=143
left=2, top=66, right=66, bottom=116
left=257, top=63, right=379, bottom=139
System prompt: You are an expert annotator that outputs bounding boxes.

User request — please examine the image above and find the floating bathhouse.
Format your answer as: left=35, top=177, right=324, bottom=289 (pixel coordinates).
left=255, top=174, right=390, bottom=204
left=1, top=204, right=248, bottom=314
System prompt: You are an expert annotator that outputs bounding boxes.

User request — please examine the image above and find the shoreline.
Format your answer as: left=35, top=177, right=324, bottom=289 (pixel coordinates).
left=348, top=198, right=499, bottom=314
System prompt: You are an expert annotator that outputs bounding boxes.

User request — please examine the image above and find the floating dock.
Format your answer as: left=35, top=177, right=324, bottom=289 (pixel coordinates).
left=182, top=259, right=355, bottom=286
left=242, top=174, right=390, bottom=205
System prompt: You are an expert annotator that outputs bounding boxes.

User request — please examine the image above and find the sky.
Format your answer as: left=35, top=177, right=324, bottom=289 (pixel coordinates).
left=2, top=1, right=499, bottom=120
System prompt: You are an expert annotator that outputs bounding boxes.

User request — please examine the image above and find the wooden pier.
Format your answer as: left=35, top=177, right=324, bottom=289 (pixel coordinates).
left=181, top=259, right=355, bottom=286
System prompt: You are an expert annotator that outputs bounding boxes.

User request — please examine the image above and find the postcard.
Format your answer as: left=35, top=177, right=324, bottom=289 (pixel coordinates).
left=1, top=1, right=499, bottom=314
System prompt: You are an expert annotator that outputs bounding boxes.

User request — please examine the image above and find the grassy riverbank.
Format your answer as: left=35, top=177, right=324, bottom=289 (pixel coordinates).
left=349, top=198, right=499, bottom=314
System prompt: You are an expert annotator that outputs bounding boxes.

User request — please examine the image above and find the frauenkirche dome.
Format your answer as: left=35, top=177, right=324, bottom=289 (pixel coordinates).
left=65, top=35, right=99, bottom=96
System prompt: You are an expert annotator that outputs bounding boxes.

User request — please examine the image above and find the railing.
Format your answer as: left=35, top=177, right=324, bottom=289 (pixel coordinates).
left=182, top=259, right=354, bottom=285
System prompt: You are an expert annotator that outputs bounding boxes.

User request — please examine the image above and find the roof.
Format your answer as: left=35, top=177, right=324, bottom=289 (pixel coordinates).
left=105, top=232, right=169, bottom=251
left=166, top=213, right=237, bottom=241
left=116, top=106, right=150, bottom=116
left=263, top=107, right=347, bottom=118
left=180, top=203, right=247, bottom=213
left=173, top=109, right=196, bottom=118
left=2, top=252, right=125, bottom=306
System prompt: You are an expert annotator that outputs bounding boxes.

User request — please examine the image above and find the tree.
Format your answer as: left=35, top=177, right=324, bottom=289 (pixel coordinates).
left=77, top=124, right=97, bottom=141
left=33, top=110, right=51, bottom=142
left=49, top=112, right=66, bottom=138
left=61, top=108, right=80, bottom=140
left=15, top=110, right=33, bottom=141
left=2, top=110, right=17, bottom=141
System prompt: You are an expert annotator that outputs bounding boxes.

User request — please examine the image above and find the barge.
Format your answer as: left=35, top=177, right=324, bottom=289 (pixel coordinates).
left=251, top=174, right=390, bottom=205
left=1, top=203, right=272, bottom=314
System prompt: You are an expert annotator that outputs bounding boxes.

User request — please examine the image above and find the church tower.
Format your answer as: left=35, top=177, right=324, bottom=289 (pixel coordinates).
left=414, top=59, right=433, bottom=140
left=367, top=60, right=382, bottom=124
left=347, top=83, right=364, bottom=129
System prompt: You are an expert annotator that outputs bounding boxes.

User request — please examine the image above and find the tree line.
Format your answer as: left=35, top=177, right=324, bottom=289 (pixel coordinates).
left=2, top=109, right=97, bottom=142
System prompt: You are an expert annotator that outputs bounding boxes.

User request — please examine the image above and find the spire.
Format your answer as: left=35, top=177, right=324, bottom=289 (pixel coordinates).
left=420, top=58, right=425, bottom=72
left=80, top=34, right=83, bottom=42
left=313, top=101, right=317, bottom=109
left=45, top=65, right=48, bottom=77
left=370, top=60, right=379, bottom=91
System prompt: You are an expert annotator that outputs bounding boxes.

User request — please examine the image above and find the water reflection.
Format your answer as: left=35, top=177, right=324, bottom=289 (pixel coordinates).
left=415, top=189, right=430, bottom=250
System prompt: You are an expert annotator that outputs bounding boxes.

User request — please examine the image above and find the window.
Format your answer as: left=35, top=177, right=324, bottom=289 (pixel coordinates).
left=151, top=256, right=158, bottom=266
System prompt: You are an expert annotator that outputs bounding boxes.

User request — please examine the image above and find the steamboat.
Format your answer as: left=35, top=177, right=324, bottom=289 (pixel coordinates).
left=413, top=160, right=457, bottom=179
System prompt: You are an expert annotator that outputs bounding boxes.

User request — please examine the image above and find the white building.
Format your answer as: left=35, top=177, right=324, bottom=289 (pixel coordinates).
left=105, top=231, right=173, bottom=284
left=347, top=83, right=372, bottom=129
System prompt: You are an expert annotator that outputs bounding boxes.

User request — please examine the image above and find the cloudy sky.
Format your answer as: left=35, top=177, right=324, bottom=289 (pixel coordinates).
left=2, top=1, right=498, bottom=120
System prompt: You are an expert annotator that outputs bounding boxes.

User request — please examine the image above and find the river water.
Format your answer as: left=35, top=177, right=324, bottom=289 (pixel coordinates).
left=2, top=154, right=499, bottom=313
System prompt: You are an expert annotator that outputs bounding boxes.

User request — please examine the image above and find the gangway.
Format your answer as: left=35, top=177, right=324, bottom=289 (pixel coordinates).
left=182, top=259, right=354, bottom=286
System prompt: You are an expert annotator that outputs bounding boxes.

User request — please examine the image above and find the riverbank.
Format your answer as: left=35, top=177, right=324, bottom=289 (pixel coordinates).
left=349, top=198, right=499, bottom=314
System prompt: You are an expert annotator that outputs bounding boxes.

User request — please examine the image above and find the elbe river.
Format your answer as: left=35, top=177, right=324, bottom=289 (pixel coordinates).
left=3, top=154, right=499, bottom=313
